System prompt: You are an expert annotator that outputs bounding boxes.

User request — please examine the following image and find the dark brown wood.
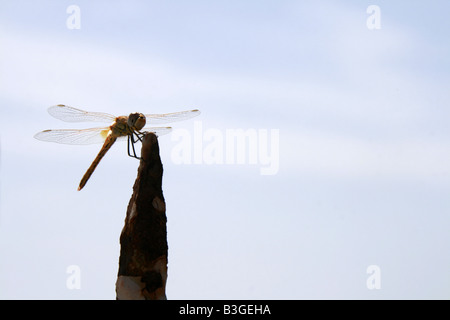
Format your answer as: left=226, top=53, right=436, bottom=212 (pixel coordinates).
left=116, top=132, right=168, bottom=300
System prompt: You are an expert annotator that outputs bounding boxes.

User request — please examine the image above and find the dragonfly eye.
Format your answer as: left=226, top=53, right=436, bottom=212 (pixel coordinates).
left=128, top=112, right=146, bottom=130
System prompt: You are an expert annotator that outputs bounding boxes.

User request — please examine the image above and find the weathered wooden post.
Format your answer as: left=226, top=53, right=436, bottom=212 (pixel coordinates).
left=115, top=132, right=168, bottom=300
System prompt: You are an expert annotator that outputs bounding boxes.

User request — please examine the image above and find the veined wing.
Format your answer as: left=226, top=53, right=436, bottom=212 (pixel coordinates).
left=140, top=126, right=173, bottom=137
left=34, top=127, right=110, bottom=145
left=47, top=104, right=116, bottom=123
left=34, top=126, right=172, bottom=145
left=144, top=109, right=200, bottom=125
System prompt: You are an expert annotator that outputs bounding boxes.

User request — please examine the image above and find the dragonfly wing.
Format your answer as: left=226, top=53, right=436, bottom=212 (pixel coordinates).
left=144, top=109, right=200, bottom=124
left=34, top=127, right=110, bottom=145
left=141, top=126, right=173, bottom=137
left=47, top=105, right=116, bottom=123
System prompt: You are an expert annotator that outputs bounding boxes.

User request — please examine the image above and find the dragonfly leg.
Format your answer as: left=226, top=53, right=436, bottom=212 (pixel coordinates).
left=127, top=135, right=132, bottom=157
left=127, top=135, right=142, bottom=160
left=127, top=130, right=150, bottom=160
left=134, top=130, right=145, bottom=142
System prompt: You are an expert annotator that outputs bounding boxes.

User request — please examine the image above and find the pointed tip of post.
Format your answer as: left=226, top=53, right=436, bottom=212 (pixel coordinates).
left=141, top=132, right=159, bottom=162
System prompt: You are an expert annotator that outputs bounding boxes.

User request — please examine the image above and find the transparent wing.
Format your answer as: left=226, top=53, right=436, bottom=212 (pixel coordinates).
left=34, top=127, right=110, bottom=145
left=34, top=126, right=172, bottom=145
left=47, top=104, right=116, bottom=123
left=144, top=109, right=200, bottom=125
left=140, top=126, right=173, bottom=137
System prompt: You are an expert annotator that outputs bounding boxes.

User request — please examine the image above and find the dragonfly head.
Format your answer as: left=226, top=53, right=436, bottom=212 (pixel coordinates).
left=128, top=113, right=146, bottom=131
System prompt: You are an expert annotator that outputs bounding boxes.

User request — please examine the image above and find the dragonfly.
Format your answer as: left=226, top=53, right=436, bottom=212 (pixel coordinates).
left=35, top=104, right=200, bottom=191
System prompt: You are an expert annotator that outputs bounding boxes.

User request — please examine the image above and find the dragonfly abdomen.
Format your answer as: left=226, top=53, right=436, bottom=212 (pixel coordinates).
left=78, top=135, right=117, bottom=191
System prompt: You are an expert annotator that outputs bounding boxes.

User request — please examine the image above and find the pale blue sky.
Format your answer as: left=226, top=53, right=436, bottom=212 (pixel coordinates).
left=1, top=0, right=449, bottom=299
